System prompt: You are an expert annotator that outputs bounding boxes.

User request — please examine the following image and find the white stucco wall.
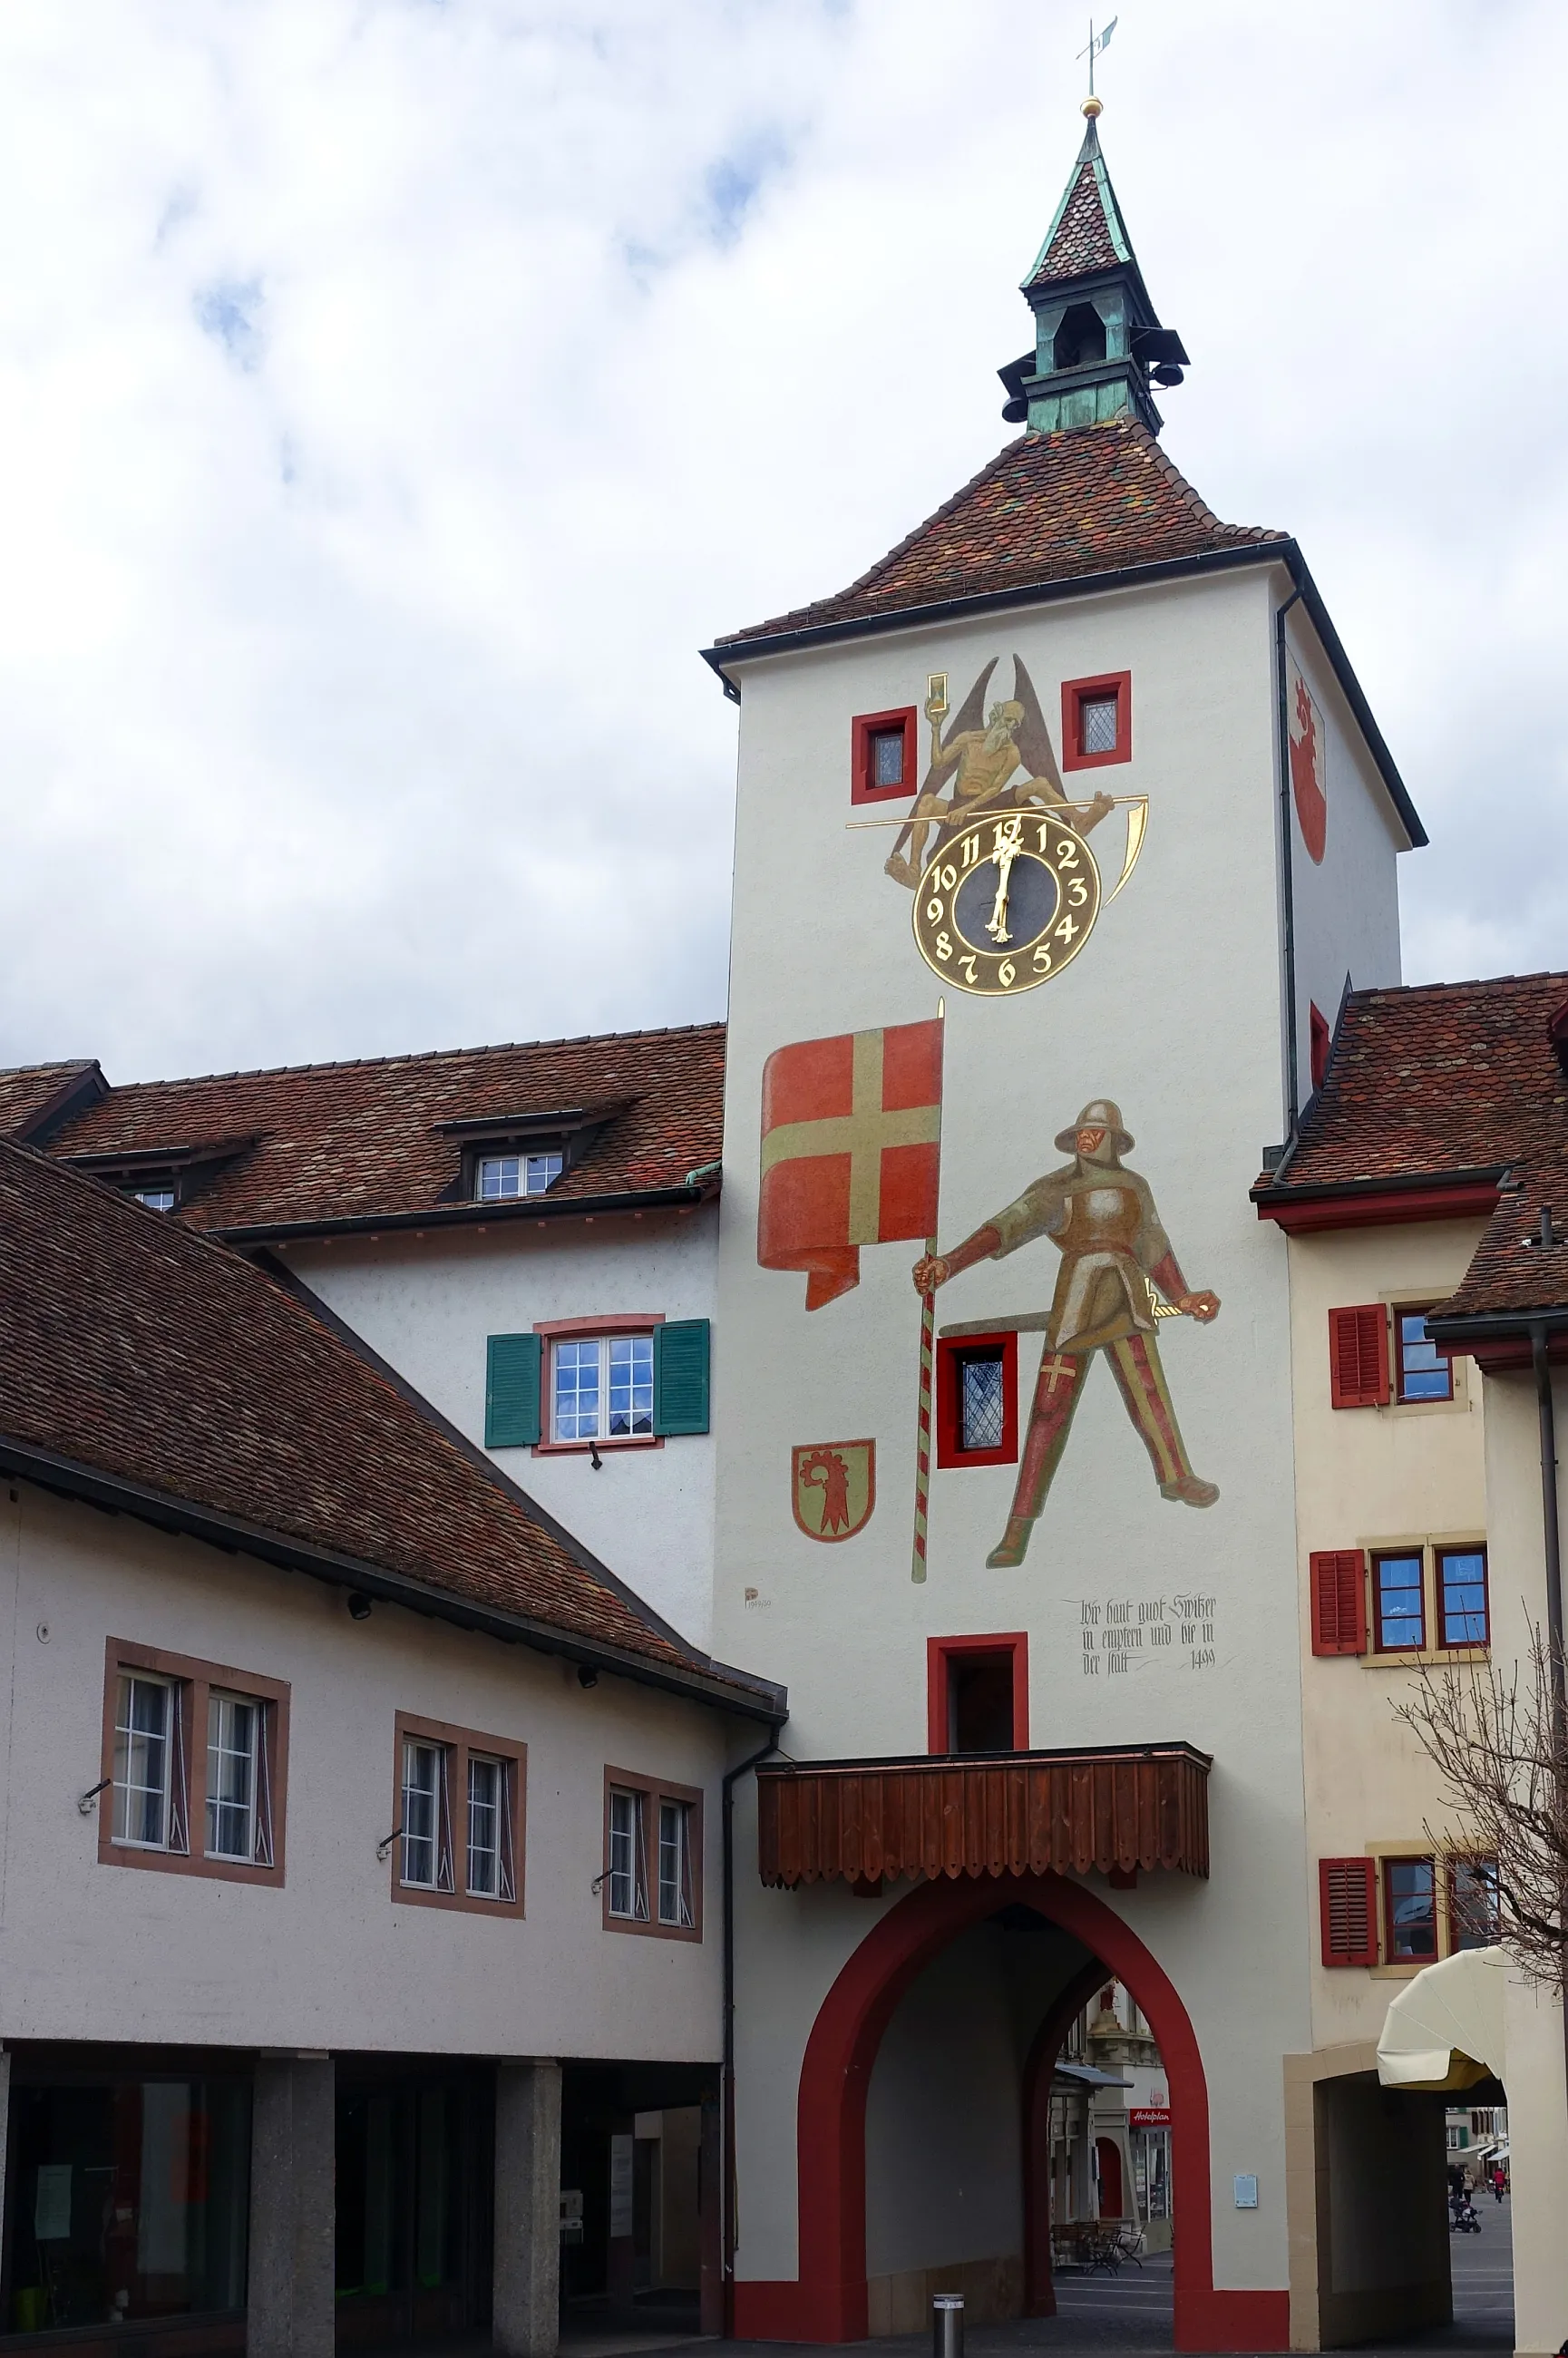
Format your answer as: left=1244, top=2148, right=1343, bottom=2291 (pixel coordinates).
left=0, top=1481, right=734, bottom=2061
left=711, top=559, right=1392, bottom=2301
left=279, top=1202, right=718, bottom=1651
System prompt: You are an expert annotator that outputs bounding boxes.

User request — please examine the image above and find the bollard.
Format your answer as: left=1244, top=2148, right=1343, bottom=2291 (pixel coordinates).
left=932, top=2293, right=964, bottom=2358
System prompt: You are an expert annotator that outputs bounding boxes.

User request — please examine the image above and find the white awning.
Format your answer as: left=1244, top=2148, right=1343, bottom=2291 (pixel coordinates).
left=1377, top=1946, right=1509, bottom=2092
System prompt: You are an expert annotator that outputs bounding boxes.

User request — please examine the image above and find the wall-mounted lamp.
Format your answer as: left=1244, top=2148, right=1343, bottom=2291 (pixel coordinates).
left=376, top=1823, right=404, bottom=1863
left=347, top=1593, right=374, bottom=1621
left=589, top=1443, right=603, bottom=1471
left=78, top=1777, right=111, bottom=1818
left=577, top=1666, right=599, bottom=1690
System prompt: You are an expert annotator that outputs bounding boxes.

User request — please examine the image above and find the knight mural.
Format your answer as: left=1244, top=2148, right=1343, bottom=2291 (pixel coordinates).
left=913, top=1101, right=1220, bottom=1567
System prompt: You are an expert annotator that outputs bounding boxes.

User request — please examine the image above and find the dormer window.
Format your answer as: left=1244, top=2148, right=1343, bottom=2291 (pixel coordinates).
left=476, top=1152, right=563, bottom=1203
left=132, top=1184, right=177, bottom=1213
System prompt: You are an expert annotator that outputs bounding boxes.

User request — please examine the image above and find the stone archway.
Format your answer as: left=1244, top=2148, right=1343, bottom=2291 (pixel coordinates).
left=733, top=1869, right=1288, bottom=2352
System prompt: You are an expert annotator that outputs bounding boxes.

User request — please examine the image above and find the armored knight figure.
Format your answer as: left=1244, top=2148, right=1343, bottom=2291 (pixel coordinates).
left=912, top=1100, right=1220, bottom=1567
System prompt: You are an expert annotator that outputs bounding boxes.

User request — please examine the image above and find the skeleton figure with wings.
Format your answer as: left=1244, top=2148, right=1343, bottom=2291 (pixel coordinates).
left=882, top=654, right=1115, bottom=891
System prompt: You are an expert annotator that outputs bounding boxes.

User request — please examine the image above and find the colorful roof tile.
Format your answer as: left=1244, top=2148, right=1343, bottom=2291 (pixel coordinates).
left=42, top=1023, right=725, bottom=1236
left=1025, top=119, right=1132, bottom=287
left=0, top=1138, right=778, bottom=1711
left=716, top=417, right=1282, bottom=650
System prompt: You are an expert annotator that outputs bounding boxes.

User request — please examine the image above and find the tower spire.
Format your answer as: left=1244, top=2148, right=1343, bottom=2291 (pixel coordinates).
left=998, top=99, right=1190, bottom=437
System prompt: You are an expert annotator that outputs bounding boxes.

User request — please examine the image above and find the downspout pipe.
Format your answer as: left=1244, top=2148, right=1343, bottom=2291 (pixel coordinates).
left=722, top=1731, right=784, bottom=2328
left=1528, top=1321, right=1568, bottom=2127
left=1275, top=588, right=1305, bottom=1136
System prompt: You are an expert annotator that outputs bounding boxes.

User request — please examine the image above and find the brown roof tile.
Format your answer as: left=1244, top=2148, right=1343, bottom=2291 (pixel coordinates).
left=44, top=1025, right=724, bottom=1235
left=0, top=1060, right=103, bottom=1141
left=717, top=419, right=1282, bottom=648
left=1029, top=159, right=1122, bottom=282
left=1262, top=974, right=1568, bottom=1196
left=0, top=1139, right=773, bottom=1705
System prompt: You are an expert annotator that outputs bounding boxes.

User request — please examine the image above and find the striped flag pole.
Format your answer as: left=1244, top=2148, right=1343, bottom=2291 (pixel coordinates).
left=911, top=995, right=945, bottom=1583
left=911, top=1248, right=937, bottom=1583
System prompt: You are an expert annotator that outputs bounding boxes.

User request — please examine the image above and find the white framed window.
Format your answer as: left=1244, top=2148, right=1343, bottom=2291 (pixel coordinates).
left=206, top=1691, right=272, bottom=1866
left=112, top=1671, right=186, bottom=1851
left=607, top=1788, right=648, bottom=1921
left=466, top=1754, right=515, bottom=1903
left=402, top=1736, right=453, bottom=1892
left=657, top=1799, right=695, bottom=1929
left=552, top=1334, right=654, bottom=1443
left=131, top=1185, right=177, bottom=1213
left=476, top=1152, right=563, bottom=1203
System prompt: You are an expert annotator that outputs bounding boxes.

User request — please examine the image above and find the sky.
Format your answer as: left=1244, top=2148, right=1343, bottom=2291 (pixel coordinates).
left=0, top=0, right=1564, bottom=1084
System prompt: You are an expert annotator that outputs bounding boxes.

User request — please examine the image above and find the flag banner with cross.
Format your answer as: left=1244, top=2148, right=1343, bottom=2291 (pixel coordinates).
left=758, top=1020, right=943, bottom=1311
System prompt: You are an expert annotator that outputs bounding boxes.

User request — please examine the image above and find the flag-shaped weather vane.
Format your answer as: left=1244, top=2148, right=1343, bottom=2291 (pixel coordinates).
left=1078, top=15, right=1117, bottom=102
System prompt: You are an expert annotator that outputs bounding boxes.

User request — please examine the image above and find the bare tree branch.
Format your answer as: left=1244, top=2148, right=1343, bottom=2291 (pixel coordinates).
left=1396, top=1622, right=1568, bottom=1993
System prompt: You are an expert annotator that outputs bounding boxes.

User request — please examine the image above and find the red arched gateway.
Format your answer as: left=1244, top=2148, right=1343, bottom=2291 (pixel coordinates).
left=732, top=1868, right=1288, bottom=2353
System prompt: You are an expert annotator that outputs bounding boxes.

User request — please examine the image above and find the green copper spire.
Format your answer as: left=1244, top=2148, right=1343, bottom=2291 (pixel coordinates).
left=998, top=101, right=1189, bottom=438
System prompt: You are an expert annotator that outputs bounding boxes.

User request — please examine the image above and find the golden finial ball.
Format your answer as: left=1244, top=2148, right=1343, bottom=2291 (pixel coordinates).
left=1082, top=95, right=1103, bottom=118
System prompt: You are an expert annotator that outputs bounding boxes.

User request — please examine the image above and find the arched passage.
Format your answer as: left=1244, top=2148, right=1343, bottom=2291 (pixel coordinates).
left=733, top=1869, right=1288, bottom=2352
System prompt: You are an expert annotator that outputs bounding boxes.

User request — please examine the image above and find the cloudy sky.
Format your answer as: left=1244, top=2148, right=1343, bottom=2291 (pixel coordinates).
left=0, top=0, right=1563, bottom=1084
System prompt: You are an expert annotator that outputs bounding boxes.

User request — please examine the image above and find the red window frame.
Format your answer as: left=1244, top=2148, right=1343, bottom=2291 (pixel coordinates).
left=1371, top=1550, right=1427, bottom=1653
left=1435, top=1544, right=1489, bottom=1650
left=1382, top=1854, right=1438, bottom=1963
left=926, top=1633, right=1028, bottom=1756
left=935, top=1330, right=1018, bottom=1468
left=851, top=706, right=918, bottom=805
left=1393, top=1307, right=1454, bottom=1406
left=1060, top=670, right=1132, bottom=772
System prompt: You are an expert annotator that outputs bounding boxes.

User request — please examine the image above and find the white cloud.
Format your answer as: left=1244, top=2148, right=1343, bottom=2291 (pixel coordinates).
left=0, top=0, right=1562, bottom=1080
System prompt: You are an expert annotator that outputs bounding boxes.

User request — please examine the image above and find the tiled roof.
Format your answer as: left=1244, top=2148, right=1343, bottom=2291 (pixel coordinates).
left=0, top=1139, right=774, bottom=1706
left=0, top=1060, right=102, bottom=1141
left=44, top=1023, right=725, bottom=1235
left=1437, top=1168, right=1568, bottom=1322
left=1260, top=974, right=1568, bottom=1195
left=1028, top=158, right=1123, bottom=283
left=716, top=419, right=1282, bottom=649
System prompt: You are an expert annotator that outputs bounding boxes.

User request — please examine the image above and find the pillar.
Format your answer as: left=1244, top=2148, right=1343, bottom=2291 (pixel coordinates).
left=248, top=2053, right=335, bottom=2358
left=494, top=2060, right=562, bottom=2358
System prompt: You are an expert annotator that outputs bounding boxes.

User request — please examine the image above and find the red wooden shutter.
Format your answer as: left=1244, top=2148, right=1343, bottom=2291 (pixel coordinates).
left=1310, top=1551, right=1367, bottom=1655
left=1320, top=1857, right=1378, bottom=1966
left=1329, top=1305, right=1389, bottom=1408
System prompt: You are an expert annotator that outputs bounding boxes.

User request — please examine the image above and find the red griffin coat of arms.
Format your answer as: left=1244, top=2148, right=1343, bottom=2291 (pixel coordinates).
left=792, top=1441, right=876, bottom=1544
left=1287, top=653, right=1327, bottom=865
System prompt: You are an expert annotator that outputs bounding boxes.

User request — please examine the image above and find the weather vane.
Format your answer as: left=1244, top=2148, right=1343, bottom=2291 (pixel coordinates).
left=1078, top=15, right=1117, bottom=101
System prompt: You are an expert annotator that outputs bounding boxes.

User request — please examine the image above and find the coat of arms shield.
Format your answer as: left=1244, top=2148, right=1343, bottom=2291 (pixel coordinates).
left=791, top=1440, right=876, bottom=1543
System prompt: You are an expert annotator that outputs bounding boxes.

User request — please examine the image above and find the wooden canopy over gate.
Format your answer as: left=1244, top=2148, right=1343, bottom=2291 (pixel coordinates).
left=756, top=1741, right=1212, bottom=1887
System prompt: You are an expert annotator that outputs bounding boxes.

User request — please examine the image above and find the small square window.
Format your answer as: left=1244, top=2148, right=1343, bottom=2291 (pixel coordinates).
left=1384, top=1856, right=1437, bottom=1960
left=131, top=1185, right=177, bottom=1213
left=1372, top=1552, right=1426, bottom=1652
left=1437, top=1546, right=1488, bottom=1647
left=1396, top=1311, right=1453, bottom=1404
left=1060, top=671, right=1132, bottom=772
left=935, top=1332, right=1018, bottom=1467
left=552, top=1333, right=654, bottom=1444
left=851, top=707, right=918, bottom=804
left=1079, top=696, right=1118, bottom=755
left=476, top=1152, right=562, bottom=1203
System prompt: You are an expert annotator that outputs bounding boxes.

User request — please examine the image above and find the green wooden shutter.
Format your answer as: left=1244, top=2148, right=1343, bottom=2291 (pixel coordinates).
left=486, top=1332, right=541, bottom=1448
left=653, top=1320, right=710, bottom=1437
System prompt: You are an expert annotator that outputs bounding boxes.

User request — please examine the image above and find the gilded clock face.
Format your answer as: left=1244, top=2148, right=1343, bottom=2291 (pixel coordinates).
left=911, top=809, right=1102, bottom=996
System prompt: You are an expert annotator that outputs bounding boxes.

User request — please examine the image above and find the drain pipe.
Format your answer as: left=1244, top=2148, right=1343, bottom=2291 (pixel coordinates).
left=722, top=1730, right=784, bottom=2328
left=1275, top=586, right=1304, bottom=1135
left=1528, top=1320, right=1568, bottom=2129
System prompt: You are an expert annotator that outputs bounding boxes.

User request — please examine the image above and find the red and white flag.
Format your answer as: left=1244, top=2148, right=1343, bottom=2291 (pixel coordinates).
left=758, top=1020, right=942, bottom=1311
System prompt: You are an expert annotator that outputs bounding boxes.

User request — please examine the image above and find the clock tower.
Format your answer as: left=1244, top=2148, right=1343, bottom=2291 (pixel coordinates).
left=702, top=101, right=1424, bottom=2348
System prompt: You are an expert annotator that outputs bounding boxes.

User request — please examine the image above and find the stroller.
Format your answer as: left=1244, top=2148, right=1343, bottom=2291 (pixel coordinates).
left=1450, top=2192, right=1482, bottom=2235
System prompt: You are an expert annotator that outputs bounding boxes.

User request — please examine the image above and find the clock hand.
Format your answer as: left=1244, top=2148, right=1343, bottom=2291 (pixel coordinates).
left=984, top=837, right=1020, bottom=943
